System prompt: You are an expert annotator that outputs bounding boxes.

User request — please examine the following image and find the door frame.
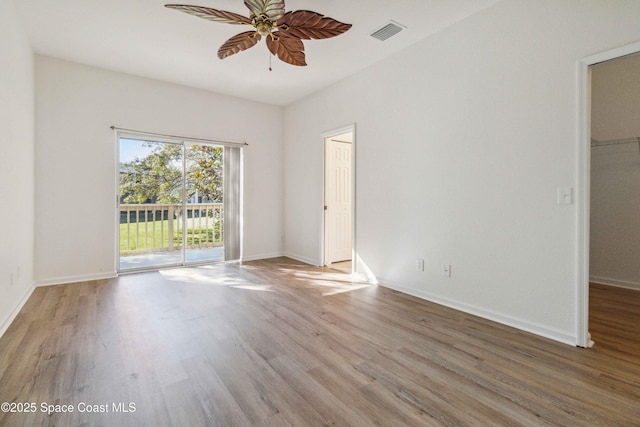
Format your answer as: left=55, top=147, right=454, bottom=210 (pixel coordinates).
left=321, top=124, right=356, bottom=271
left=576, top=41, right=640, bottom=348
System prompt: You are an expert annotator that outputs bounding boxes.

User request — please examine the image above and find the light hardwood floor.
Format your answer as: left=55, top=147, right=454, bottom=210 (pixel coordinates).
left=0, top=258, right=639, bottom=426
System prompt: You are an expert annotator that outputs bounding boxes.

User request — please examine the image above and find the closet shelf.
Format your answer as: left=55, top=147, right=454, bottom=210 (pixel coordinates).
left=591, top=137, right=640, bottom=148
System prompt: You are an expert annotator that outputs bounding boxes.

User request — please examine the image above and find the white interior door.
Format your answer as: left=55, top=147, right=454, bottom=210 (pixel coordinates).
left=325, top=137, right=353, bottom=264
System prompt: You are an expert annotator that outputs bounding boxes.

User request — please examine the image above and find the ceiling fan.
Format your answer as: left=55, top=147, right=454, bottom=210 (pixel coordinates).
left=165, top=0, right=352, bottom=67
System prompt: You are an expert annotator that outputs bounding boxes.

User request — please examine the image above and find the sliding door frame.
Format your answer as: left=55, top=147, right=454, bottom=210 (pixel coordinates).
left=114, top=128, right=246, bottom=273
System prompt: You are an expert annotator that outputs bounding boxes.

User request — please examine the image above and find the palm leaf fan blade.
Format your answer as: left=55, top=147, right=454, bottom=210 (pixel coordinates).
left=244, top=0, right=285, bottom=20
left=266, top=33, right=306, bottom=66
left=278, top=11, right=352, bottom=40
left=165, top=4, right=252, bottom=25
left=218, top=32, right=262, bottom=59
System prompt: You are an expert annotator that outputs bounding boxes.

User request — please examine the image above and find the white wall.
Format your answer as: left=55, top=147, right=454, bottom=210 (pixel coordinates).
left=590, top=54, right=640, bottom=289
left=284, top=0, right=640, bottom=345
left=0, top=0, right=35, bottom=334
left=35, top=56, right=284, bottom=284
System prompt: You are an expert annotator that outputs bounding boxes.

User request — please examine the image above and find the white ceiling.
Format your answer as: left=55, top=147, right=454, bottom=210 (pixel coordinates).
left=16, top=0, right=501, bottom=106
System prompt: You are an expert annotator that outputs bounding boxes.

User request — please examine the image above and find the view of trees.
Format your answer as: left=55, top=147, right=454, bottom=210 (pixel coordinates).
left=119, top=142, right=223, bottom=204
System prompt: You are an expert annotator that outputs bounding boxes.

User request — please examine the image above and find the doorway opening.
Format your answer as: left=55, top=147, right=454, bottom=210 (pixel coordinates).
left=323, top=126, right=355, bottom=271
left=578, top=41, right=640, bottom=348
left=586, top=52, right=640, bottom=351
left=116, top=129, right=243, bottom=272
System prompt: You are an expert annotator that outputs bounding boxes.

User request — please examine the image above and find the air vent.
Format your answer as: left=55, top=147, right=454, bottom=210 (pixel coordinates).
left=370, top=21, right=406, bottom=41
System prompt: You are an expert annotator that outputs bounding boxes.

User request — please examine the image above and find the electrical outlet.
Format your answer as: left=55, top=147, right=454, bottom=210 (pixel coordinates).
left=442, top=264, right=451, bottom=278
left=416, top=259, right=424, bottom=272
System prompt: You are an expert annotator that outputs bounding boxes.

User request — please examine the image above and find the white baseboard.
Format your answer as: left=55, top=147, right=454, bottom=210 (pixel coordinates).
left=589, top=276, right=640, bottom=291
left=241, top=252, right=285, bottom=262
left=282, top=252, right=321, bottom=267
left=34, top=271, right=117, bottom=287
left=236, top=251, right=322, bottom=267
left=0, top=284, right=35, bottom=339
left=377, top=278, right=576, bottom=346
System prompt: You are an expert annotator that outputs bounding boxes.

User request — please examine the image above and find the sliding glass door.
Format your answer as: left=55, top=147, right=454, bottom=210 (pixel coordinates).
left=184, top=143, right=225, bottom=264
left=118, top=136, right=227, bottom=271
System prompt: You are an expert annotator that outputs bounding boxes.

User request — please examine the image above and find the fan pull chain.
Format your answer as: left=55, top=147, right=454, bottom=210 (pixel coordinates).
left=269, top=52, right=272, bottom=72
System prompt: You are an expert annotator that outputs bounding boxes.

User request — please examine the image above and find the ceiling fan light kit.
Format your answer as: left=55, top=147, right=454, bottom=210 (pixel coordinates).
left=165, top=0, right=352, bottom=67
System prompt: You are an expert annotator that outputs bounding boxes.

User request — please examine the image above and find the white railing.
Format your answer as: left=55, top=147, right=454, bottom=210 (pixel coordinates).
left=119, top=203, right=223, bottom=255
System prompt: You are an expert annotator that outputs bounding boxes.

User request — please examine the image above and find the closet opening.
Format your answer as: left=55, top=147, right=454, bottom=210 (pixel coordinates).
left=587, top=53, right=640, bottom=352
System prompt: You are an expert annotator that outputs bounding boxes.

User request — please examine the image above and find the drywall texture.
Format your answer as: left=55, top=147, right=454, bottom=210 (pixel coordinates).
left=284, top=0, right=640, bottom=344
left=0, top=0, right=35, bottom=332
left=590, top=55, right=640, bottom=289
left=35, top=56, right=284, bottom=284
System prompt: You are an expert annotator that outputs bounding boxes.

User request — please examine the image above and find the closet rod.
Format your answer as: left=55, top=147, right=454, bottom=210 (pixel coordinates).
left=591, top=137, right=640, bottom=148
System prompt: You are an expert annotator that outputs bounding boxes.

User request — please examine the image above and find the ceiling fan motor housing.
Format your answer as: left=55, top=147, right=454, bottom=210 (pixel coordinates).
left=254, top=17, right=274, bottom=37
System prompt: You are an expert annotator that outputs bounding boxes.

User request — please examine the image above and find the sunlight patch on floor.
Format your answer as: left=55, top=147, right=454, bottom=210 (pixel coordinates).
left=318, top=283, right=371, bottom=296
left=285, top=268, right=372, bottom=296
left=159, top=267, right=273, bottom=291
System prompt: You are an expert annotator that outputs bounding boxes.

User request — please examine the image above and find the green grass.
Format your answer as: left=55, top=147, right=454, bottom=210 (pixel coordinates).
left=119, top=219, right=222, bottom=252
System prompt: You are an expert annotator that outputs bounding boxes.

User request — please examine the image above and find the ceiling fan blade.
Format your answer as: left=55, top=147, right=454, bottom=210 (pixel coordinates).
left=244, top=0, right=285, bottom=21
left=278, top=11, right=352, bottom=40
left=218, top=31, right=262, bottom=60
left=165, top=4, right=253, bottom=25
left=266, top=33, right=306, bottom=66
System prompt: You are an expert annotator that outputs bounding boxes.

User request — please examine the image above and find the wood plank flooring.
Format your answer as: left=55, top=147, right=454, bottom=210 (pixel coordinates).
left=1, top=258, right=639, bottom=426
